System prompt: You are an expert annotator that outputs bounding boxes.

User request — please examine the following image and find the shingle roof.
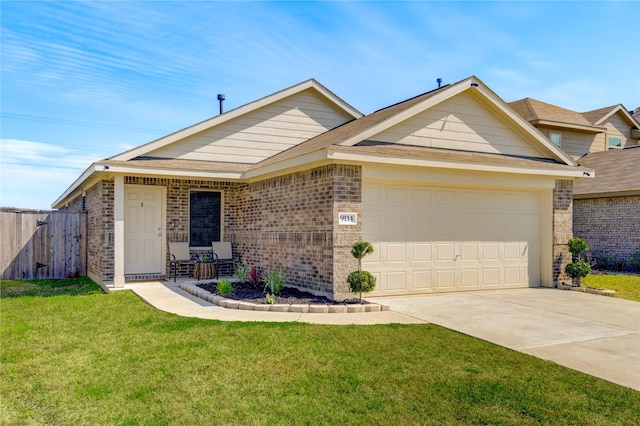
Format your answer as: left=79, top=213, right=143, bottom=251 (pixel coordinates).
left=573, top=146, right=640, bottom=197
left=580, top=105, right=619, bottom=125
left=508, top=98, right=596, bottom=127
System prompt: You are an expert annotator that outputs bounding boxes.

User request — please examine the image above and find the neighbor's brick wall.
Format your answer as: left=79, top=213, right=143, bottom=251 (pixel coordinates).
left=553, top=180, right=573, bottom=283
left=232, top=164, right=362, bottom=296
left=574, top=195, right=640, bottom=259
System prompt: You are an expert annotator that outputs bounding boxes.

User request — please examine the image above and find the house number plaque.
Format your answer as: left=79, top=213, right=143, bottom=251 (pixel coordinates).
left=338, top=212, right=357, bottom=225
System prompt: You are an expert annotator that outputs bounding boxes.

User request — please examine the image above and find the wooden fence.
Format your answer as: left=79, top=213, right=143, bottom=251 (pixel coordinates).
left=0, top=209, right=87, bottom=280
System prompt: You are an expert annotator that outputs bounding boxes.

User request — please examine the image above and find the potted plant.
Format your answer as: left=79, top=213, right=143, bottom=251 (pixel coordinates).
left=193, top=254, right=215, bottom=281
left=347, top=241, right=376, bottom=303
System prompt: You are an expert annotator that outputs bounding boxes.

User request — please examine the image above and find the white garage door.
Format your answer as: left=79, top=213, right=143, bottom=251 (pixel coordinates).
left=362, top=183, right=541, bottom=295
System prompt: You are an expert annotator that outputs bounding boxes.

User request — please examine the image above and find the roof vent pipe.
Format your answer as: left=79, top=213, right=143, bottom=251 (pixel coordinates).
left=217, top=94, right=225, bottom=114
left=437, top=78, right=442, bottom=88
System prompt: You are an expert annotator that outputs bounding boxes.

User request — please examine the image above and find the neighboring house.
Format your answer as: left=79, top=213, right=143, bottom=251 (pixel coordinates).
left=508, top=98, right=640, bottom=159
left=573, top=146, right=640, bottom=260
left=510, top=98, right=640, bottom=265
left=54, top=76, right=588, bottom=299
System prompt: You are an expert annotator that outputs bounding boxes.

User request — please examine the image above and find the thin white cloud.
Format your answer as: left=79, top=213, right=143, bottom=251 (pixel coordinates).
left=0, top=139, right=102, bottom=209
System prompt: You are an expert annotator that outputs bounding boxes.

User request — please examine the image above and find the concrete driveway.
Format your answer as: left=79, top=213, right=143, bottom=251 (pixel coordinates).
left=372, top=288, right=640, bottom=391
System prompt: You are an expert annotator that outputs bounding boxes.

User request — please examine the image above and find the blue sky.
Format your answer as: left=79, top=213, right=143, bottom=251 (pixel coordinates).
left=1, top=0, right=639, bottom=209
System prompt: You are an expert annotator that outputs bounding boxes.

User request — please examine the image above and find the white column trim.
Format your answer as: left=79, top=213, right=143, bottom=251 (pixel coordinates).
left=113, top=175, right=125, bottom=287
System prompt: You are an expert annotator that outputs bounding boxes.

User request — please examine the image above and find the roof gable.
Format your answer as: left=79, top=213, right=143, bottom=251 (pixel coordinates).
left=369, top=90, right=547, bottom=158
left=110, top=79, right=362, bottom=162
left=582, top=104, right=640, bottom=129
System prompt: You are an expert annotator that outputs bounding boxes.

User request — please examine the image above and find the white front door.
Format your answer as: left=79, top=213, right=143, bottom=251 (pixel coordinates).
left=124, top=186, right=163, bottom=275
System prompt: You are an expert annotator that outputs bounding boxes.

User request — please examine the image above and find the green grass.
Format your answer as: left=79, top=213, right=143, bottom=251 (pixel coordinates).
left=583, top=273, right=640, bottom=302
left=0, top=277, right=103, bottom=298
left=1, top=279, right=639, bottom=425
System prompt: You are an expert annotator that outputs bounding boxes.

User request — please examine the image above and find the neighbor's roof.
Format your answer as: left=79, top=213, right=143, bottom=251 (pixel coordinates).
left=573, top=146, right=640, bottom=198
left=508, top=98, right=606, bottom=132
left=582, top=104, right=640, bottom=128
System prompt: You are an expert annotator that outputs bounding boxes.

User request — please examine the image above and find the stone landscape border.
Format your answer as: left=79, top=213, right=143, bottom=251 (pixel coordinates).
left=179, top=282, right=390, bottom=313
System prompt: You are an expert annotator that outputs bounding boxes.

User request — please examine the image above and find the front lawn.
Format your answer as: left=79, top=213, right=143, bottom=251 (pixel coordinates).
left=582, top=273, right=640, bottom=302
left=1, top=279, right=639, bottom=425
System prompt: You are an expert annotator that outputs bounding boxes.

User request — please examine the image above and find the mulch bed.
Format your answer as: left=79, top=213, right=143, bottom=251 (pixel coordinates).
left=197, top=281, right=366, bottom=305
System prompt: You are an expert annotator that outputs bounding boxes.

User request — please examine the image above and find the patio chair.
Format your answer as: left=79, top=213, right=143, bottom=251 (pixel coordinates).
left=210, top=241, right=238, bottom=279
left=168, top=242, right=196, bottom=282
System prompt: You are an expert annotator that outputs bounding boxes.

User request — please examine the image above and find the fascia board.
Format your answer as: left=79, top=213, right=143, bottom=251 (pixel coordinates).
left=100, top=164, right=244, bottom=180
left=326, top=149, right=591, bottom=179
left=532, top=119, right=606, bottom=133
left=112, top=80, right=362, bottom=161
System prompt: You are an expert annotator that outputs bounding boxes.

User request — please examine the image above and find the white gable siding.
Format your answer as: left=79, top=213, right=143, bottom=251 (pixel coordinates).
left=145, top=89, right=352, bottom=164
left=371, top=92, right=547, bottom=158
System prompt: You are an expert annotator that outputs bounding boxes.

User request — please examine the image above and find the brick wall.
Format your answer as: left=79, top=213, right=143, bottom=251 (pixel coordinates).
left=574, top=195, right=640, bottom=259
left=232, top=164, right=362, bottom=297
left=553, top=180, right=573, bottom=283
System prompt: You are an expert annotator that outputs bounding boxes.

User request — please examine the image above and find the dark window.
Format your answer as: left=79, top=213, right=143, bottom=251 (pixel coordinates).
left=190, top=191, right=221, bottom=247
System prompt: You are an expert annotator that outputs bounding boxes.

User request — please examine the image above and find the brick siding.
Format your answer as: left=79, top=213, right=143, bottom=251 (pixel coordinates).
left=232, top=164, right=362, bottom=297
left=574, top=195, right=640, bottom=259
left=553, top=180, right=573, bottom=283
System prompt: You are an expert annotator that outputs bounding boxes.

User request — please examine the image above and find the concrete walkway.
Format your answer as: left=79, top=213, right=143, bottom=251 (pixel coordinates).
left=125, top=281, right=639, bottom=391
left=374, top=288, right=640, bottom=391
left=125, top=280, right=423, bottom=325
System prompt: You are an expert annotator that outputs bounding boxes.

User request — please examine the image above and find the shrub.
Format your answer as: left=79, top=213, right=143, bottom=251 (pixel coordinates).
left=567, top=238, right=589, bottom=261
left=351, top=241, right=374, bottom=271
left=565, top=262, right=591, bottom=286
left=592, top=251, right=618, bottom=271
left=233, top=265, right=250, bottom=283
left=265, top=293, right=276, bottom=304
left=628, top=251, right=640, bottom=273
left=262, top=268, right=286, bottom=296
left=347, top=270, right=376, bottom=303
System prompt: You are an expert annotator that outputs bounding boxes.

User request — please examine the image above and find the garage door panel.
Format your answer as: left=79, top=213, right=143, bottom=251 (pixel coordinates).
left=413, top=270, right=432, bottom=288
left=461, top=269, right=479, bottom=287
left=436, top=269, right=456, bottom=288
left=461, top=243, right=478, bottom=260
left=413, top=243, right=432, bottom=262
left=436, top=243, right=455, bottom=261
left=482, top=268, right=500, bottom=286
left=386, top=244, right=406, bottom=262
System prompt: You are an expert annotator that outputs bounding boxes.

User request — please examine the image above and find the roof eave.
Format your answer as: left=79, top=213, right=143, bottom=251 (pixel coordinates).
left=574, top=189, right=640, bottom=200
left=531, top=119, right=607, bottom=133
left=326, top=149, right=590, bottom=178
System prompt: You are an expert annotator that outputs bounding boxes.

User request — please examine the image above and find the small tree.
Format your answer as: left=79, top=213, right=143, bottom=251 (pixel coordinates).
left=347, top=241, right=376, bottom=303
left=565, top=238, right=591, bottom=286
